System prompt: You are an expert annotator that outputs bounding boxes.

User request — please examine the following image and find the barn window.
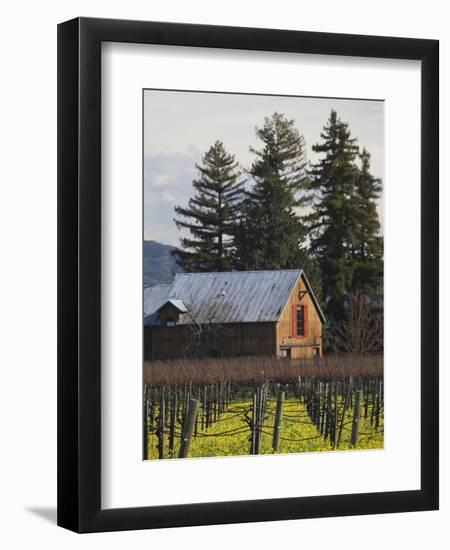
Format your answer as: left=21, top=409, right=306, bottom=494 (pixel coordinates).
left=165, top=317, right=176, bottom=327
left=296, top=305, right=306, bottom=337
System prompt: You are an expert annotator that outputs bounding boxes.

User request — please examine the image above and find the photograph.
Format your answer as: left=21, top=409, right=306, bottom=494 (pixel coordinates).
left=142, top=89, right=384, bottom=460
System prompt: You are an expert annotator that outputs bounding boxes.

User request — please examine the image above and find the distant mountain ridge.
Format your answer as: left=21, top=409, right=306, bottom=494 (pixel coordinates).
left=144, top=240, right=183, bottom=287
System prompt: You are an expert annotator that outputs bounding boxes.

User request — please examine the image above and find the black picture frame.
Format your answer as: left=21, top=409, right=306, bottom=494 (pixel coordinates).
left=57, top=17, right=439, bottom=533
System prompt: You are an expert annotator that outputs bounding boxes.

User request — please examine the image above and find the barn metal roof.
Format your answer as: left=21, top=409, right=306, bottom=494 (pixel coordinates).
left=143, top=270, right=325, bottom=326
left=143, top=284, right=172, bottom=325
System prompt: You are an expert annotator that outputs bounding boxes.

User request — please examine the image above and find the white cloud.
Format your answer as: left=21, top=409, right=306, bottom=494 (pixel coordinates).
left=161, top=191, right=176, bottom=203
left=152, top=174, right=173, bottom=187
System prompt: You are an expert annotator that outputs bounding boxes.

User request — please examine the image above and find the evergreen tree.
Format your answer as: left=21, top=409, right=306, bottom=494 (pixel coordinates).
left=352, top=148, right=383, bottom=295
left=309, top=110, right=383, bottom=336
left=235, top=112, right=311, bottom=271
left=309, top=110, right=359, bottom=325
left=174, top=141, right=244, bottom=272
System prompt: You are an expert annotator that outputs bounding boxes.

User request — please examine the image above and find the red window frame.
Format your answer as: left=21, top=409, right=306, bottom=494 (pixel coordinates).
left=292, top=304, right=307, bottom=338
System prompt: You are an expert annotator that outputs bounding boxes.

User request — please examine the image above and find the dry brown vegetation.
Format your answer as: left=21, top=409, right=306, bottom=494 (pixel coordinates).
left=144, top=353, right=383, bottom=386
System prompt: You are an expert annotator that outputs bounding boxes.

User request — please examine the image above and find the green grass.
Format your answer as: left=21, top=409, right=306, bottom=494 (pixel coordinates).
left=147, top=396, right=384, bottom=460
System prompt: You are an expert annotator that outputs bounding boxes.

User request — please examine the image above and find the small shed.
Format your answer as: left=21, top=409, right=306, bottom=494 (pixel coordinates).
left=143, top=269, right=325, bottom=361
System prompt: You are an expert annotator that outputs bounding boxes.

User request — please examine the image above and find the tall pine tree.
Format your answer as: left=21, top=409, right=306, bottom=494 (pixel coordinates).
left=352, top=148, right=383, bottom=295
left=309, top=110, right=383, bottom=334
left=235, top=112, right=312, bottom=271
left=174, top=141, right=244, bottom=272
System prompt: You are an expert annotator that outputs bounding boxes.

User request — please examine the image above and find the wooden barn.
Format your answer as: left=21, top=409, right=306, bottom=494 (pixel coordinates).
left=143, top=270, right=325, bottom=361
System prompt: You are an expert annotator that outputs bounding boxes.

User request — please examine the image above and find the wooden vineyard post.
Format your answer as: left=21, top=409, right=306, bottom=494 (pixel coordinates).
left=324, top=383, right=332, bottom=440
left=195, top=387, right=200, bottom=436
left=337, top=384, right=351, bottom=447
left=317, top=382, right=328, bottom=435
left=149, top=387, right=155, bottom=432
left=370, top=383, right=376, bottom=426
left=169, top=391, right=177, bottom=458
left=255, top=387, right=261, bottom=454
left=207, top=384, right=212, bottom=428
left=202, top=385, right=207, bottom=429
left=250, top=390, right=257, bottom=455
left=217, top=382, right=222, bottom=420
left=272, top=389, right=285, bottom=452
left=250, top=387, right=264, bottom=455
left=178, top=398, right=200, bottom=458
left=184, top=383, right=189, bottom=421
left=158, top=389, right=165, bottom=459
left=375, top=379, right=382, bottom=429
left=364, top=381, right=370, bottom=419
left=316, top=382, right=326, bottom=433
left=351, top=390, right=362, bottom=447
left=260, top=383, right=268, bottom=442
left=143, top=385, right=149, bottom=460
left=349, top=376, right=353, bottom=408
left=332, top=381, right=338, bottom=447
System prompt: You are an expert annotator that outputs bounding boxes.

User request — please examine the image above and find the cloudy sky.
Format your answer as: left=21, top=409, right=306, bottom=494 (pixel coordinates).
left=144, top=90, right=384, bottom=247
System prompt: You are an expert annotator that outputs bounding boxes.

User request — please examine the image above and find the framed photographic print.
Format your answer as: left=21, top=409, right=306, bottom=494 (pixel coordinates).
left=57, top=17, right=439, bottom=533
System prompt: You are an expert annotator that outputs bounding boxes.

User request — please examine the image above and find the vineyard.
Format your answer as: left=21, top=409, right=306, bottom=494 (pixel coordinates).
left=143, top=354, right=384, bottom=459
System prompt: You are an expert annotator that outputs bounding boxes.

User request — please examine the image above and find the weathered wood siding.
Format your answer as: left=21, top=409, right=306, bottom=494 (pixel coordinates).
left=144, top=322, right=277, bottom=361
left=158, top=303, right=182, bottom=324
left=276, top=275, right=323, bottom=358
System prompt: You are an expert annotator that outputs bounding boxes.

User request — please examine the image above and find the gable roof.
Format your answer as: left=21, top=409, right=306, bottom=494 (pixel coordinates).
left=144, top=270, right=325, bottom=326
left=158, top=299, right=188, bottom=313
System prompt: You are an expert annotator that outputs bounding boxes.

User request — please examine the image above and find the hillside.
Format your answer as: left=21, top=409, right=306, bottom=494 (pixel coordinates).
left=143, top=240, right=183, bottom=287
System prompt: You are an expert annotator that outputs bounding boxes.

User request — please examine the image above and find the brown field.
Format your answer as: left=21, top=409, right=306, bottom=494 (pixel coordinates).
left=144, top=353, right=383, bottom=386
